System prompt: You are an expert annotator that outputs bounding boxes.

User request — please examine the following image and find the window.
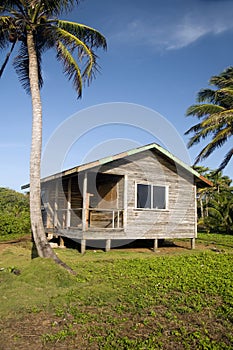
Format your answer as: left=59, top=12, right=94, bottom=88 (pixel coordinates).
left=136, top=184, right=167, bottom=209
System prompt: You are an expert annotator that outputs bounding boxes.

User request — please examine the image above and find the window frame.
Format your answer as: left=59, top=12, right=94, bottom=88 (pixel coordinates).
left=135, top=182, right=169, bottom=210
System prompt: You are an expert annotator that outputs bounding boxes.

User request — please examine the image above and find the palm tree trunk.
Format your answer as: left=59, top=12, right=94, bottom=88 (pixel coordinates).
left=27, top=31, right=76, bottom=275
left=200, top=197, right=204, bottom=218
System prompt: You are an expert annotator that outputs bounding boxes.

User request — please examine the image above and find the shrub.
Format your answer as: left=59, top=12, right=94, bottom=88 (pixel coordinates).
left=0, top=187, right=31, bottom=238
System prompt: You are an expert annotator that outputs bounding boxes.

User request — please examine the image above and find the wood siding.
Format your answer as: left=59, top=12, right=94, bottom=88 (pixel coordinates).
left=97, top=150, right=196, bottom=239
left=42, top=149, right=197, bottom=240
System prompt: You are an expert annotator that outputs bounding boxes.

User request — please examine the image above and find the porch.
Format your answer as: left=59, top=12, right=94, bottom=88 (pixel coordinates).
left=42, top=171, right=127, bottom=235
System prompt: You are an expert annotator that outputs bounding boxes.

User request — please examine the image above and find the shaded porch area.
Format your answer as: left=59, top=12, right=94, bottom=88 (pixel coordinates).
left=41, top=171, right=126, bottom=233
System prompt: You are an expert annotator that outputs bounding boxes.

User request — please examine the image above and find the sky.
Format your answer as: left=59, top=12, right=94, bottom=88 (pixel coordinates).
left=1, top=0, right=233, bottom=191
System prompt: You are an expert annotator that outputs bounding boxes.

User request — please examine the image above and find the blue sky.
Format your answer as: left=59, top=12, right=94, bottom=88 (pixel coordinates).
left=1, top=0, right=233, bottom=191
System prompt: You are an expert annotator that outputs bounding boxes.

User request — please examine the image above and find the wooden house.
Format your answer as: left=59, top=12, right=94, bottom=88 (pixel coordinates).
left=37, top=143, right=212, bottom=252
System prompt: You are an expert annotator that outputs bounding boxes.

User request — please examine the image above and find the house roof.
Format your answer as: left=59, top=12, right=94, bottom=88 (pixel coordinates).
left=21, top=143, right=213, bottom=189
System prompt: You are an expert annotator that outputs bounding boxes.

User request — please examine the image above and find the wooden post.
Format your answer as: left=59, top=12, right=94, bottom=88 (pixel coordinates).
left=153, top=239, right=158, bottom=252
left=112, top=210, right=115, bottom=229
left=59, top=236, right=65, bottom=248
left=82, top=172, right=87, bottom=232
left=66, top=178, right=71, bottom=228
left=191, top=238, right=195, bottom=250
left=81, top=239, right=86, bottom=254
left=54, top=181, right=58, bottom=228
left=194, top=185, right=197, bottom=239
left=123, top=175, right=128, bottom=230
left=85, top=193, right=93, bottom=228
left=105, top=239, right=111, bottom=252
left=192, top=185, right=197, bottom=251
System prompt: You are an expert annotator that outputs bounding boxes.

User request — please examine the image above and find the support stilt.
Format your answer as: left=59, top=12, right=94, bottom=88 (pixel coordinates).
left=59, top=236, right=65, bottom=248
left=191, top=238, right=195, bottom=250
left=81, top=239, right=86, bottom=254
left=105, top=239, right=111, bottom=252
left=153, top=239, right=158, bottom=252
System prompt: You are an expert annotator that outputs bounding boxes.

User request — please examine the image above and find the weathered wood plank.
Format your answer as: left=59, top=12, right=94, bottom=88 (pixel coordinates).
left=43, top=149, right=197, bottom=242
left=82, top=172, right=87, bottom=232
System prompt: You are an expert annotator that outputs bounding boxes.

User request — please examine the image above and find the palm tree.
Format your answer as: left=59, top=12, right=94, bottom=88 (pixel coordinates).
left=185, top=67, right=233, bottom=171
left=194, top=167, right=233, bottom=234
left=193, top=166, right=210, bottom=219
left=0, top=0, right=106, bottom=272
left=203, top=188, right=233, bottom=234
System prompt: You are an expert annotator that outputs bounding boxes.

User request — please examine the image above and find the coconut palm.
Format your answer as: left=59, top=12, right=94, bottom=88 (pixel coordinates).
left=0, top=0, right=106, bottom=272
left=185, top=67, right=233, bottom=171
left=193, top=166, right=210, bottom=219
left=203, top=187, right=233, bottom=234
left=194, top=167, right=233, bottom=234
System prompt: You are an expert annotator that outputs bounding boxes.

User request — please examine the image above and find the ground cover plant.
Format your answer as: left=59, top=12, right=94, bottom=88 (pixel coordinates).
left=0, top=234, right=232, bottom=349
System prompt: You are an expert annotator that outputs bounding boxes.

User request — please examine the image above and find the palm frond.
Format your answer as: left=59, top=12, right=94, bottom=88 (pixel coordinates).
left=56, top=26, right=93, bottom=56
left=218, top=87, right=233, bottom=96
left=215, top=89, right=233, bottom=109
left=209, top=127, right=231, bottom=151
left=210, top=66, right=233, bottom=88
left=56, top=40, right=82, bottom=98
left=185, top=122, right=202, bottom=135
left=0, top=0, right=18, bottom=10
left=81, top=51, right=99, bottom=85
left=187, top=126, right=217, bottom=147
left=187, top=119, right=231, bottom=149
left=0, top=16, right=11, bottom=25
left=0, top=16, right=11, bottom=49
left=207, top=207, right=223, bottom=220
left=186, top=104, right=224, bottom=118
left=187, top=132, right=203, bottom=148
left=0, top=0, right=107, bottom=97
left=13, top=39, right=43, bottom=94
left=39, top=0, right=81, bottom=16
left=0, top=1, right=26, bottom=17
left=197, top=88, right=217, bottom=103
left=201, top=110, right=233, bottom=128
left=57, top=20, right=107, bottom=49
left=210, top=76, right=233, bottom=89
left=0, top=40, right=16, bottom=77
left=55, top=26, right=98, bottom=80
left=193, top=130, right=230, bottom=164
left=218, top=147, right=233, bottom=172
left=187, top=124, right=218, bottom=148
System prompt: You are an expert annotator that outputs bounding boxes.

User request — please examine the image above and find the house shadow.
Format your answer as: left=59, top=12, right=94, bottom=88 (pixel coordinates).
left=57, top=237, right=179, bottom=253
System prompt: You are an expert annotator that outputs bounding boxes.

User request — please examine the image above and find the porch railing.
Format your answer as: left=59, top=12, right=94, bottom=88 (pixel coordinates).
left=88, top=208, right=124, bottom=229
left=44, top=207, right=124, bottom=230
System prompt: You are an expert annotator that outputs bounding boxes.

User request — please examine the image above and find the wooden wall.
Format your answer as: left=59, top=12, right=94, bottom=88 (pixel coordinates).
left=98, top=150, right=196, bottom=239
left=42, top=149, right=197, bottom=240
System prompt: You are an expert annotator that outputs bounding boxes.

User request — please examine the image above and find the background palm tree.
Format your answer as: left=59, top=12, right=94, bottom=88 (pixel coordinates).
left=185, top=67, right=233, bottom=171
left=0, top=0, right=106, bottom=272
left=194, top=166, right=233, bottom=234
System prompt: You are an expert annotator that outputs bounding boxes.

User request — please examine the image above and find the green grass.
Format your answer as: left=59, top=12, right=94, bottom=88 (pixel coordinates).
left=0, top=233, right=233, bottom=349
left=197, top=232, right=233, bottom=248
left=0, top=232, right=30, bottom=242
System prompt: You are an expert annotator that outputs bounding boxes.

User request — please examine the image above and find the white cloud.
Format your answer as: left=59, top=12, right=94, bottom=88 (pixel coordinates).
left=111, top=1, right=233, bottom=51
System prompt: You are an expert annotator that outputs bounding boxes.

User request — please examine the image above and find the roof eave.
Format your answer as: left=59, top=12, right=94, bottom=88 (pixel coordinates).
left=21, top=143, right=213, bottom=189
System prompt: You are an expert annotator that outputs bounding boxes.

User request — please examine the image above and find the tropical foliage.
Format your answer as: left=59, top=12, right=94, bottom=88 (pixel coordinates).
left=185, top=67, right=233, bottom=171
left=195, top=167, right=233, bottom=234
left=0, top=0, right=107, bottom=96
left=0, top=0, right=106, bottom=269
left=0, top=187, right=31, bottom=238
